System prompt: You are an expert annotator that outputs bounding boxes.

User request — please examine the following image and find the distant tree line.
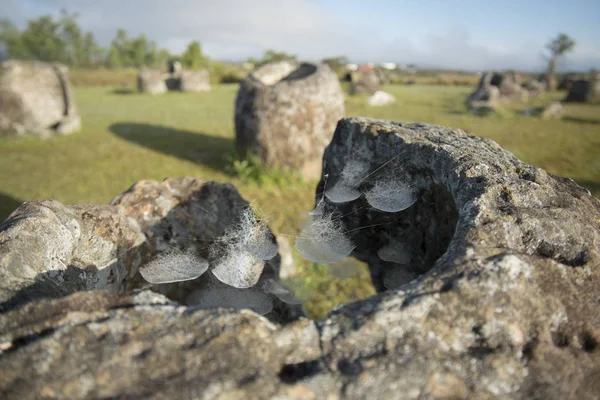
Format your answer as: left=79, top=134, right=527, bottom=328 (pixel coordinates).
left=0, top=9, right=208, bottom=70
left=246, top=50, right=297, bottom=67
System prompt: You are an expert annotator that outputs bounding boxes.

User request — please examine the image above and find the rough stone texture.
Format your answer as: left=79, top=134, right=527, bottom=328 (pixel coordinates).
left=0, top=177, right=296, bottom=320
left=564, top=79, right=600, bottom=103
left=137, top=70, right=168, bottom=94
left=235, top=61, right=345, bottom=179
left=349, top=70, right=381, bottom=94
left=467, top=72, right=528, bottom=110
left=0, top=200, right=146, bottom=311
left=0, top=60, right=81, bottom=138
left=1, top=119, right=599, bottom=399
left=0, top=291, right=319, bottom=399
left=179, top=69, right=211, bottom=92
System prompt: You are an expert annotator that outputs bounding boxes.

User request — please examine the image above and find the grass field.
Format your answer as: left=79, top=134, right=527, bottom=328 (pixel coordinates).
left=1, top=84, right=599, bottom=318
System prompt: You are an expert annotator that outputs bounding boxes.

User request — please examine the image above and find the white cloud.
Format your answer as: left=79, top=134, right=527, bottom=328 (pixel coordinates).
left=3, top=0, right=599, bottom=71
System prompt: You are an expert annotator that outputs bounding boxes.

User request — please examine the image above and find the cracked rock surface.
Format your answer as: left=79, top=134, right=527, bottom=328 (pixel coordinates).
left=1, top=118, right=599, bottom=399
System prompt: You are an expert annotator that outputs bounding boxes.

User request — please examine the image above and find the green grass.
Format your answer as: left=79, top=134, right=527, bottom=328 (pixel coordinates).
left=70, top=68, right=140, bottom=88
left=1, top=84, right=599, bottom=319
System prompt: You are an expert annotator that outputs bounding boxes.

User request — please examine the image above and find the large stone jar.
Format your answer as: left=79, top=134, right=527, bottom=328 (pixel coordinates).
left=235, top=61, right=345, bottom=179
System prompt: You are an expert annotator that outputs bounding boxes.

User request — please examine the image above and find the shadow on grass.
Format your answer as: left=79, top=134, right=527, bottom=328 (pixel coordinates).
left=446, top=109, right=468, bottom=116
left=111, top=88, right=137, bottom=95
left=562, top=116, right=600, bottom=125
left=573, top=179, right=600, bottom=197
left=110, top=122, right=234, bottom=173
left=0, top=193, right=24, bottom=223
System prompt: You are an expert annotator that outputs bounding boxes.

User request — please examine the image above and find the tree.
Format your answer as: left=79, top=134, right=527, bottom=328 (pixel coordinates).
left=130, top=34, right=148, bottom=68
left=154, top=48, right=171, bottom=68
left=58, top=9, right=83, bottom=66
left=181, top=41, right=207, bottom=70
left=322, top=55, right=348, bottom=66
left=81, top=32, right=104, bottom=67
left=545, top=33, right=576, bottom=91
left=110, top=29, right=131, bottom=67
left=144, top=40, right=158, bottom=67
left=1, top=11, right=171, bottom=69
left=0, top=10, right=103, bottom=66
left=106, top=44, right=122, bottom=68
left=262, top=49, right=296, bottom=64
left=0, top=19, right=28, bottom=60
left=247, top=50, right=296, bottom=68
left=20, top=15, right=67, bottom=62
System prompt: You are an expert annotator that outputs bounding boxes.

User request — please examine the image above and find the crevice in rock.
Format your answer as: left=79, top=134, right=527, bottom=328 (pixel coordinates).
left=468, top=324, right=500, bottom=358
left=552, top=330, right=570, bottom=348
left=2, top=314, right=112, bottom=355
left=581, top=331, right=598, bottom=353
left=337, top=358, right=363, bottom=376
left=326, top=179, right=459, bottom=292
left=521, top=337, right=539, bottom=362
left=282, top=63, right=317, bottom=82
left=2, top=327, right=57, bottom=355
left=278, top=360, right=322, bottom=384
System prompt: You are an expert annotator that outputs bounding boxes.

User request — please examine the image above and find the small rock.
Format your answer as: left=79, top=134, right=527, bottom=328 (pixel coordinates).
left=367, top=91, right=396, bottom=107
left=541, top=102, right=564, bottom=119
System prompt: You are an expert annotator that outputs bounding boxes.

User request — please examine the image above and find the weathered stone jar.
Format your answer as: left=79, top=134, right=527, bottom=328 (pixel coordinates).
left=137, top=69, right=168, bottom=94
left=0, top=60, right=81, bottom=138
left=0, top=119, right=599, bottom=398
left=466, top=71, right=528, bottom=110
left=234, top=61, right=345, bottom=179
left=564, top=78, right=600, bottom=102
left=348, top=70, right=381, bottom=94
left=179, top=70, right=211, bottom=92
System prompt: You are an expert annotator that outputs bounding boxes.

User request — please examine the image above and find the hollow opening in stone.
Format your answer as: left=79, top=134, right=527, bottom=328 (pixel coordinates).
left=281, top=63, right=317, bottom=82
left=252, top=62, right=317, bottom=86
left=316, top=178, right=459, bottom=293
left=490, top=73, right=504, bottom=88
left=252, top=61, right=298, bottom=86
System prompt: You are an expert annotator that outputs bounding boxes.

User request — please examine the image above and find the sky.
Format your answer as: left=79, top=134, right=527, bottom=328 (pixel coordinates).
left=2, top=0, right=600, bottom=71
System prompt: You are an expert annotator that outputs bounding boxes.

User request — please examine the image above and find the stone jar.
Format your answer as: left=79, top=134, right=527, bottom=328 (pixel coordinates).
left=234, top=61, right=345, bottom=179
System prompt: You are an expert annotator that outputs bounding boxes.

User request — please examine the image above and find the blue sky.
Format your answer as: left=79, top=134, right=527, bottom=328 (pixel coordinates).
left=3, top=0, right=600, bottom=71
left=318, top=0, right=600, bottom=46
